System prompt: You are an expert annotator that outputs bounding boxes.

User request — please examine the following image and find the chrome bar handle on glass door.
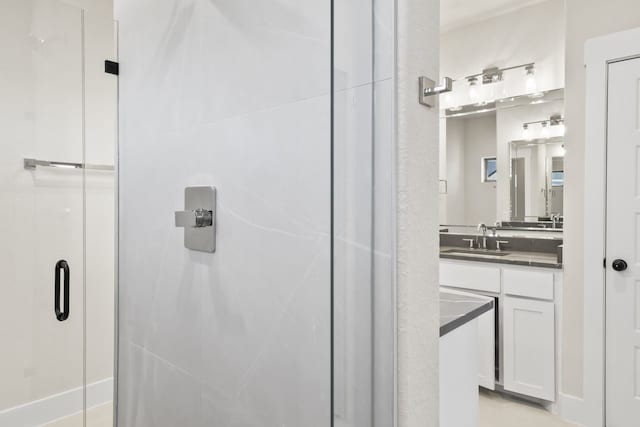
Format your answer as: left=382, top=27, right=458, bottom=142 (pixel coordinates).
left=24, top=158, right=114, bottom=171
left=419, top=76, right=453, bottom=108
left=54, top=260, right=70, bottom=321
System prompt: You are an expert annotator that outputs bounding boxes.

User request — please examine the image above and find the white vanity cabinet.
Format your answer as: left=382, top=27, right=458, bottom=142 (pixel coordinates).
left=503, top=295, right=555, bottom=400
left=440, top=259, right=562, bottom=402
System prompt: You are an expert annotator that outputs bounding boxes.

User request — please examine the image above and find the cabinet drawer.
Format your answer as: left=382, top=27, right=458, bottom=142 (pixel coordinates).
left=440, top=262, right=501, bottom=293
left=503, top=268, right=554, bottom=301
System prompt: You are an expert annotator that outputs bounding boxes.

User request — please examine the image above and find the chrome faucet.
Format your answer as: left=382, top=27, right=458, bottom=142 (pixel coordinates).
left=551, top=213, right=560, bottom=229
left=477, top=223, right=488, bottom=250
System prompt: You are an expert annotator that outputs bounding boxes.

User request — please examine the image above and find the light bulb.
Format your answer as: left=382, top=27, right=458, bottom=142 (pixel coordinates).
left=557, top=122, right=566, bottom=137
left=523, top=124, right=532, bottom=141
left=468, top=77, right=479, bottom=102
left=525, top=65, right=537, bottom=93
left=541, top=122, right=550, bottom=139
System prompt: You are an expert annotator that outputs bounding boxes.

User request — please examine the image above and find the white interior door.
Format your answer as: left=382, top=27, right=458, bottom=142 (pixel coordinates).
left=606, top=56, right=640, bottom=426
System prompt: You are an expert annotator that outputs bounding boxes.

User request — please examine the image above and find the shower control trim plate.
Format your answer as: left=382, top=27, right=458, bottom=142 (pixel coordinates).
left=175, top=186, right=216, bottom=253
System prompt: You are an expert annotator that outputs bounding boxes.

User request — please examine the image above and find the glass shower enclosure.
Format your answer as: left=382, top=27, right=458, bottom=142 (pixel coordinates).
left=0, top=1, right=117, bottom=425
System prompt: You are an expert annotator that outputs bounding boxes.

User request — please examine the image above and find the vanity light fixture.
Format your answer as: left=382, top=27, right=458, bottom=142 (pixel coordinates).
left=522, top=124, right=533, bottom=141
left=468, top=76, right=480, bottom=102
left=445, top=62, right=537, bottom=108
left=550, top=114, right=566, bottom=137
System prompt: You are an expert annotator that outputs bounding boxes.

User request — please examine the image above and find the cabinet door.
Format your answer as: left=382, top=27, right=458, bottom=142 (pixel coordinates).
left=503, top=297, right=555, bottom=401
left=477, top=308, right=496, bottom=390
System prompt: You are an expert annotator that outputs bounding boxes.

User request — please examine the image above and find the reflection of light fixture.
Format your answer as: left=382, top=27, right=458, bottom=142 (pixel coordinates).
left=468, top=77, right=479, bottom=101
left=550, top=114, right=565, bottom=137
left=525, top=64, right=537, bottom=92
left=540, top=121, right=550, bottom=138
left=522, top=114, right=565, bottom=140
left=448, top=106, right=463, bottom=112
left=557, top=122, right=566, bottom=136
left=482, top=67, right=503, bottom=84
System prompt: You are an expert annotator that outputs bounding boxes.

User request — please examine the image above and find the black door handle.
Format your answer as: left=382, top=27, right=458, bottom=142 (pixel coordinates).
left=54, top=260, right=70, bottom=321
left=612, top=259, right=628, bottom=272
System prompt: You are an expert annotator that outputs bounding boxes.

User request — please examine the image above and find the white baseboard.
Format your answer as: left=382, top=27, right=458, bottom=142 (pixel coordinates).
left=0, top=378, right=113, bottom=427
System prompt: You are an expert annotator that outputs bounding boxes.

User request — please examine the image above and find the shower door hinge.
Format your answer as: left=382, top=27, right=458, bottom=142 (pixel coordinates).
left=419, top=76, right=453, bottom=108
left=105, top=60, right=119, bottom=75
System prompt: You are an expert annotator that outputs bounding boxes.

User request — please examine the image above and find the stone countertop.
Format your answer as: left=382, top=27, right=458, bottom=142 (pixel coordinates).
left=440, top=246, right=562, bottom=269
left=440, top=291, right=494, bottom=337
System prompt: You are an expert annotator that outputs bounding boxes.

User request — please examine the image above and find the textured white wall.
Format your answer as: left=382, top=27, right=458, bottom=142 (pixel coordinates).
left=396, top=0, right=440, bottom=425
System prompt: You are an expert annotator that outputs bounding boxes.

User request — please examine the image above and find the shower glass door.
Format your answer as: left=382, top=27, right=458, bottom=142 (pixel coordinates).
left=1, top=1, right=87, bottom=425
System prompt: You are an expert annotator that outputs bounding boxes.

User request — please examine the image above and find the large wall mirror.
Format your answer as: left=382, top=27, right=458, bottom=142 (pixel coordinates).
left=439, top=87, right=565, bottom=229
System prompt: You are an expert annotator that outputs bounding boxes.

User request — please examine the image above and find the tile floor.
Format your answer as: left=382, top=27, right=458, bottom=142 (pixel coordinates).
left=480, top=390, right=577, bottom=427
left=43, top=402, right=113, bottom=427
left=41, top=392, right=577, bottom=427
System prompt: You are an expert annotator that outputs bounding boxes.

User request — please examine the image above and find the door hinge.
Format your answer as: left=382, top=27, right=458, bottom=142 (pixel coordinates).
left=104, top=60, right=119, bottom=75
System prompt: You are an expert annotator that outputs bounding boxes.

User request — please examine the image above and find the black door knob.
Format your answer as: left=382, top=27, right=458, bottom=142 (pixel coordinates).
left=612, top=259, right=628, bottom=272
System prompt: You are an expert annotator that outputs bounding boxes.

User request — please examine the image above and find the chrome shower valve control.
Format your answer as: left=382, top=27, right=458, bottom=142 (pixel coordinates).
left=175, top=186, right=216, bottom=253
left=175, top=208, right=213, bottom=228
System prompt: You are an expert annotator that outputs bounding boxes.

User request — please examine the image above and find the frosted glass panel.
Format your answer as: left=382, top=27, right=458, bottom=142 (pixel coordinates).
left=0, top=0, right=85, bottom=424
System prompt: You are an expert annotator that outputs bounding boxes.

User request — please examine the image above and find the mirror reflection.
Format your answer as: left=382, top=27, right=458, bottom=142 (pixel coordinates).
left=510, top=137, right=564, bottom=222
left=439, top=89, right=565, bottom=232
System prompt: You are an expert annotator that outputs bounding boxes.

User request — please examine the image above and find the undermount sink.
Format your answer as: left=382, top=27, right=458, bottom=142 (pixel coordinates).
left=442, top=249, right=511, bottom=257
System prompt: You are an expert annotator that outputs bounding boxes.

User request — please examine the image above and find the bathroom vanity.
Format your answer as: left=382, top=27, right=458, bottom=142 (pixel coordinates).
left=439, top=232, right=563, bottom=404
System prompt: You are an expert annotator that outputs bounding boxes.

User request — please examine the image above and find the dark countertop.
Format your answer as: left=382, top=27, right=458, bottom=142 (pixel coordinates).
left=440, top=246, right=562, bottom=269
left=440, top=291, right=494, bottom=337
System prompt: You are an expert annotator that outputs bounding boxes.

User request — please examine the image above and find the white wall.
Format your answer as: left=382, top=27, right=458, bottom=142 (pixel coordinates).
left=562, top=0, right=640, bottom=399
left=463, top=115, right=497, bottom=225
left=443, top=114, right=497, bottom=225
left=445, top=119, right=465, bottom=224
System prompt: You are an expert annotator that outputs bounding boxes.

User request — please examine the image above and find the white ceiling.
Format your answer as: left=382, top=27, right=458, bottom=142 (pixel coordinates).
left=441, top=0, right=550, bottom=32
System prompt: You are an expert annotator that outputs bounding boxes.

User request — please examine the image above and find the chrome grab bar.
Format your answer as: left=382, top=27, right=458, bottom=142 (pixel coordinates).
left=23, top=158, right=114, bottom=171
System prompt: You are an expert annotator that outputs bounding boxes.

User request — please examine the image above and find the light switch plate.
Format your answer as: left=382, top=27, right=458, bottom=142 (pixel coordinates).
left=182, top=186, right=216, bottom=253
